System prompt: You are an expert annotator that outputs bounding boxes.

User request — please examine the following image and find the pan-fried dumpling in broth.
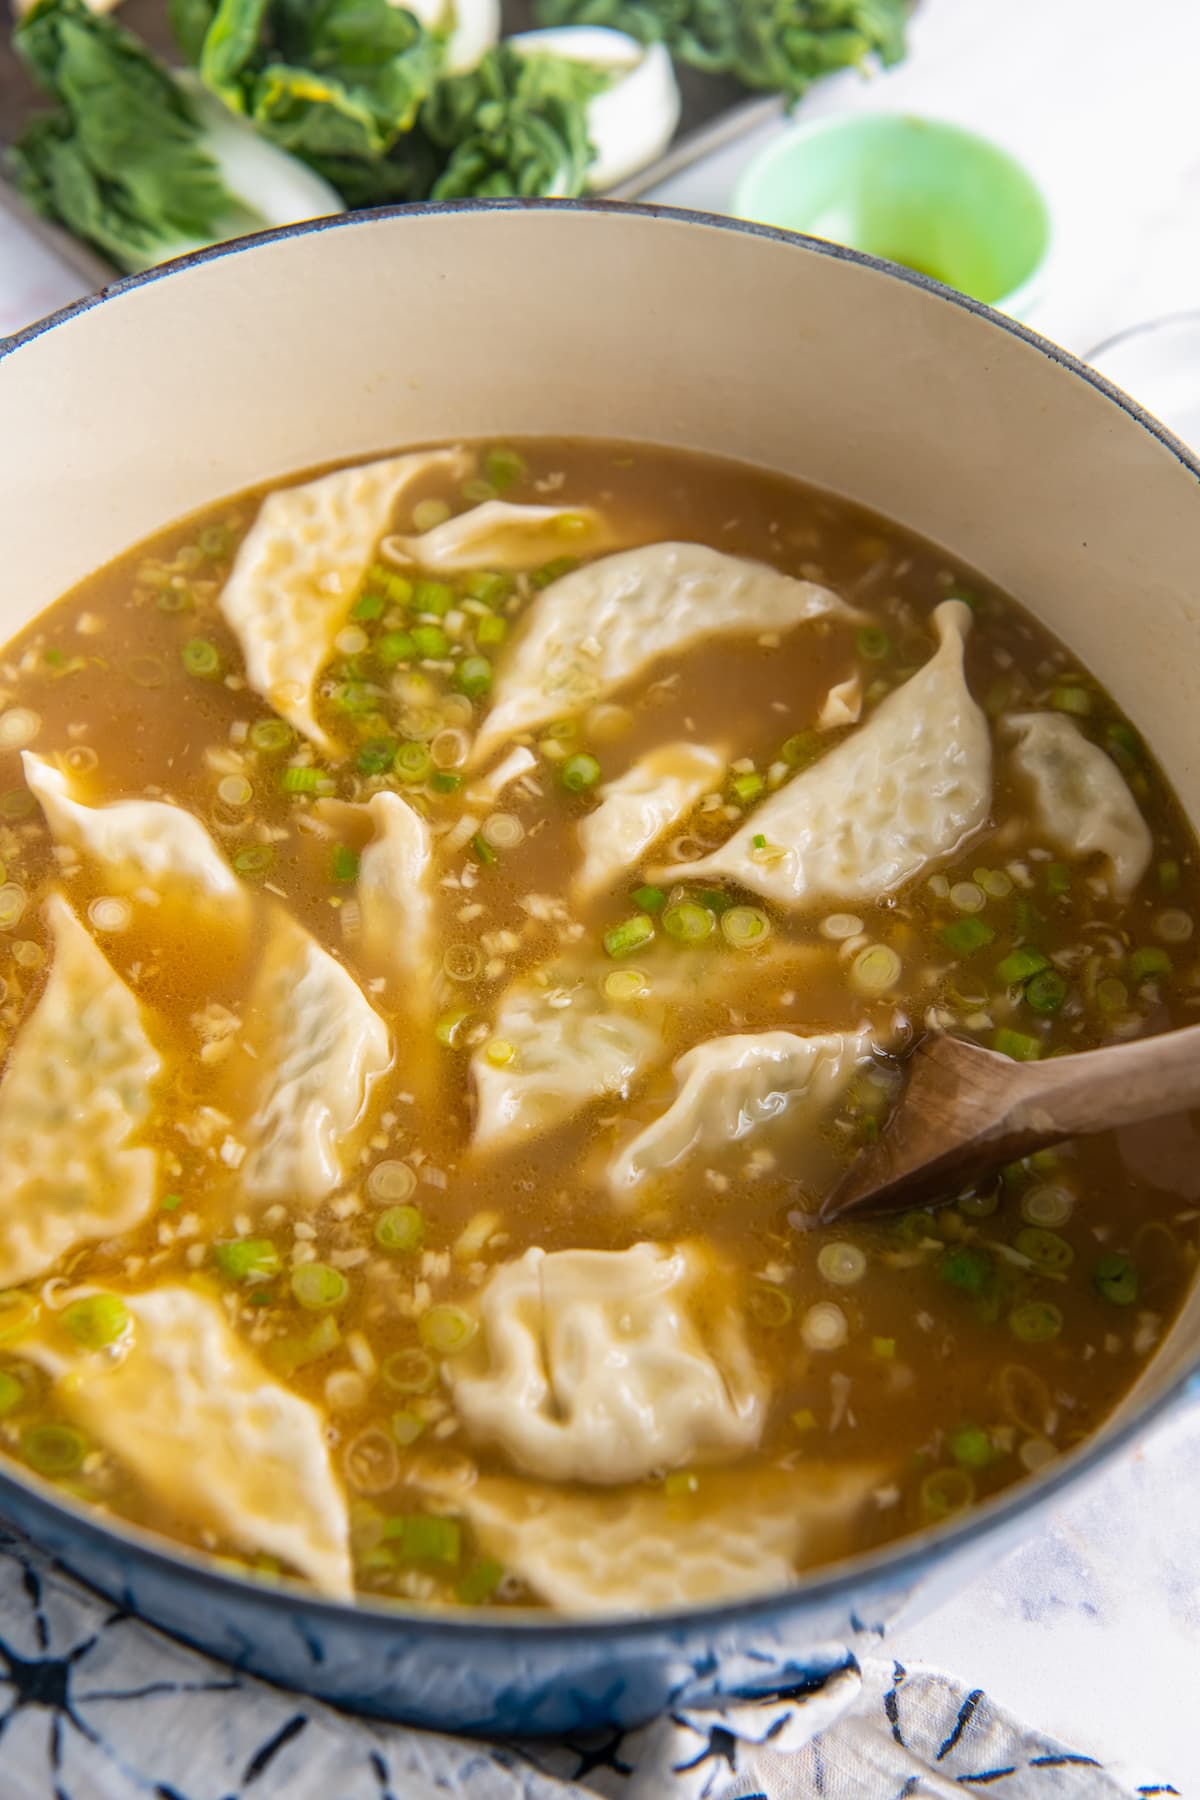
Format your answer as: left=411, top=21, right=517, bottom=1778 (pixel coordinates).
left=226, top=916, right=391, bottom=1203
left=381, top=499, right=615, bottom=572
left=472, top=543, right=863, bottom=764
left=574, top=741, right=725, bottom=900
left=15, top=1286, right=352, bottom=1597
left=0, top=893, right=161, bottom=1288
left=1004, top=711, right=1152, bottom=898
left=658, top=601, right=990, bottom=906
left=219, top=449, right=470, bottom=754
left=449, top=1242, right=764, bottom=1484
left=22, top=753, right=247, bottom=919
left=470, top=961, right=661, bottom=1150
left=608, top=1028, right=875, bottom=1196
left=461, top=1464, right=883, bottom=1614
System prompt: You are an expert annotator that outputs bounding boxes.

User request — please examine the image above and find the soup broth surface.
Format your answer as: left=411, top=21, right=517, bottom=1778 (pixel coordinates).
left=0, top=439, right=1195, bottom=1612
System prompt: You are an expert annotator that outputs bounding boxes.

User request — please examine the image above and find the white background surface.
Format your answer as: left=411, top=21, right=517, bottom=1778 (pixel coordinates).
left=3, top=0, right=1200, bottom=1788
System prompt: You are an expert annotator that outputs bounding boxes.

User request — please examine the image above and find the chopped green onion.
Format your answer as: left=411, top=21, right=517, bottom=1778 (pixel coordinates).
left=662, top=901, right=714, bottom=943
left=382, top=1347, right=436, bottom=1394
left=23, top=1423, right=87, bottom=1477
left=0, top=1369, right=24, bottom=1414
left=281, top=765, right=322, bottom=794
left=1051, top=685, right=1091, bottom=716
left=462, top=569, right=513, bottom=606
left=817, top=1241, right=867, bottom=1286
left=250, top=718, right=294, bottom=753
left=389, top=1514, right=462, bottom=1564
left=631, top=884, right=666, bottom=913
left=384, top=573, right=414, bottom=607
left=1093, top=1251, right=1139, bottom=1306
left=456, top=655, right=493, bottom=700
left=215, top=1238, right=281, bottom=1283
left=1096, top=977, right=1128, bottom=1013
left=475, top=614, right=508, bottom=648
left=697, top=888, right=734, bottom=915
left=530, top=555, right=577, bottom=588
left=418, top=1306, right=477, bottom=1354
left=730, top=771, right=765, bottom=804
left=604, top=914, right=655, bottom=959
left=331, top=681, right=376, bottom=715
left=181, top=638, right=220, bottom=678
left=748, top=1283, right=793, bottom=1327
left=1014, top=1226, right=1074, bottom=1274
left=484, top=447, right=526, bottom=492
left=457, top=1558, right=505, bottom=1605
left=721, top=904, right=771, bottom=948
left=791, top=1407, right=818, bottom=1432
left=394, top=741, right=433, bottom=782
left=939, top=917, right=996, bottom=955
left=949, top=1425, right=995, bottom=1470
left=920, top=1467, right=976, bottom=1520
left=352, top=592, right=386, bottom=622
left=1105, top=720, right=1142, bottom=768
left=412, top=498, right=450, bottom=533
left=1130, top=946, right=1171, bottom=982
left=435, top=1008, right=473, bottom=1047
left=411, top=625, right=450, bottom=659
left=61, top=1294, right=129, bottom=1349
left=198, top=522, right=233, bottom=559
left=270, top=1315, right=341, bottom=1375
left=290, top=1263, right=348, bottom=1310
left=376, top=630, right=416, bottom=667
left=1045, top=862, right=1071, bottom=897
left=852, top=943, right=902, bottom=994
left=160, top=1193, right=182, bottom=1212
left=1009, top=1300, right=1063, bottom=1342
left=232, top=844, right=274, bottom=877
left=470, top=833, right=497, bottom=867
left=560, top=753, right=601, bottom=793
left=871, top=1336, right=896, bottom=1359
left=993, top=1027, right=1043, bottom=1061
left=0, top=1293, right=37, bottom=1345
left=995, top=946, right=1050, bottom=985
left=603, top=968, right=647, bottom=1002
left=1158, top=858, right=1181, bottom=896
left=939, top=1247, right=992, bottom=1295
left=330, top=845, right=359, bottom=883
left=663, top=1469, right=700, bottom=1498
left=432, top=771, right=463, bottom=794
left=390, top=1409, right=426, bottom=1447
left=414, top=580, right=455, bottom=616
left=781, top=731, right=820, bottom=768
left=461, top=477, right=496, bottom=505
left=1020, top=1184, right=1075, bottom=1228
left=375, top=1205, right=425, bottom=1253
left=358, top=737, right=398, bottom=776
left=1025, top=970, right=1067, bottom=1015
left=856, top=626, right=891, bottom=660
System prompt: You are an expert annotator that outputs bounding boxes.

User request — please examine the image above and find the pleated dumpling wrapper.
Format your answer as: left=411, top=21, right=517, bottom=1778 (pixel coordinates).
left=22, top=752, right=248, bottom=922
left=471, top=542, right=863, bottom=765
left=1005, top=711, right=1152, bottom=899
left=381, top=499, right=614, bottom=572
left=16, top=1286, right=352, bottom=1597
left=461, top=1463, right=882, bottom=1614
left=449, top=1241, right=765, bottom=1484
left=470, top=960, right=661, bottom=1150
left=219, top=448, right=470, bottom=754
left=608, top=1027, right=875, bottom=1196
left=0, top=893, right=161, bottom=1288
left=574, top=740, right=725, bottom=900
left=313, top=791, right=433, bottom=989
left=224, top=914, right=391, bottom=1203
left=658, top=600, right=990, bottom=907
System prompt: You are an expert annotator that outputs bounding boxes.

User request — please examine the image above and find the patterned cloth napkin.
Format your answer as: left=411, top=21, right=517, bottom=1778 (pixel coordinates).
left=0, top=1521, right=1175, bottom=1800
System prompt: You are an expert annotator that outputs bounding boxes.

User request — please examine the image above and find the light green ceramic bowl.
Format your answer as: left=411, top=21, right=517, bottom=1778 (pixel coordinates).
left=733, top=113, right=1051, bottom=318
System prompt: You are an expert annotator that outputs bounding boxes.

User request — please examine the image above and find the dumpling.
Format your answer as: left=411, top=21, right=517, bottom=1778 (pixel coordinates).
left=314, top=791, right=433, bottom=989
left=381, top=500, right=614, bottom=572
left=219, top=449, right=469, bottom=754
left=470, top=962, right=661, bottom=1149
left=22, top=752, right=247, bottom=917
left=1005, top=711, right=1152, bottom=898
left=659, top=601, right=990, bottom=907
left=574, top=741, right=725, bottom=900
left=461, top=1463, right=883, bottom=1614
left=608, top=1028, right=874, bottom=1196
left=449, top=1242, right=765, bottom=1484
left=229, top=916, right=391, bottom=1202
left=17, top=1286, right=351, bottom=1597
left=472, top=543, right=863, bottom=764
left=817, top=671, right=862, bottom=730
left=0, top=894, right=161, bottom=1287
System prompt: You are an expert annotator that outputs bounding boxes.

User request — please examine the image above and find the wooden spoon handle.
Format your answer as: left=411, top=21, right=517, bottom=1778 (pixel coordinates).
left=1005, top=1016, right=1200, bottom=1140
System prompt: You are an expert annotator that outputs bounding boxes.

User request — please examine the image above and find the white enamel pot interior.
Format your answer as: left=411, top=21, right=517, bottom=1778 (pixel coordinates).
left=1, top=201, right=1199, bottom=1733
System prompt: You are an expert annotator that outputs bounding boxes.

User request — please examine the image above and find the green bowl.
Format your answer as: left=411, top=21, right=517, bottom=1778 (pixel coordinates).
left=733, top=113, right=1051, bottom=317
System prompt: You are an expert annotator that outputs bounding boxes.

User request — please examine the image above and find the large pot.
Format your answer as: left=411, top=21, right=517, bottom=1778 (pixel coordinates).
left=1, top=201, right=1198, bottom=1737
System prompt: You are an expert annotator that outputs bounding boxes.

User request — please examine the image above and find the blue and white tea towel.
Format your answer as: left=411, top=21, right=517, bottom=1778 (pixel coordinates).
left=0, top=1518, right=1179, bottom=1800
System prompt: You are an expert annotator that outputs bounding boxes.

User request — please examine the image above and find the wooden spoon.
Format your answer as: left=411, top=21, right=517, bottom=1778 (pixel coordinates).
left=821, top=1022, right=1200, bottom=1224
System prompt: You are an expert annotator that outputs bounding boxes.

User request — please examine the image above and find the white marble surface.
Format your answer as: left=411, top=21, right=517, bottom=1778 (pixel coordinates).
left=2, top=1, right=1199, bottom=1789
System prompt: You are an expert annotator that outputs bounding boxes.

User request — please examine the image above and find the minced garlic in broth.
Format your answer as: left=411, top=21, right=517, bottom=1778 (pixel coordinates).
left=0, top=436, right=1196, bottom=1608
